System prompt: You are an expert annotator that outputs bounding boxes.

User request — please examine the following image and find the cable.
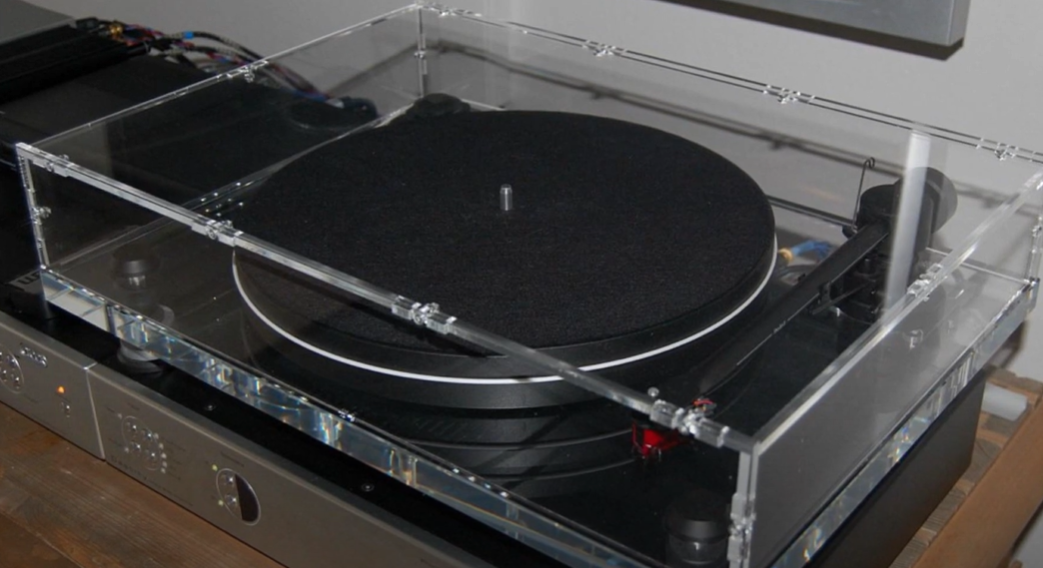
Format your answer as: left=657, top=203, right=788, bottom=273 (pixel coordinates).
left=106, top=21, right=328, bottom=99
left=179, top=31, right=264, bottom=61
left=788, top=240, right=832, bottom=261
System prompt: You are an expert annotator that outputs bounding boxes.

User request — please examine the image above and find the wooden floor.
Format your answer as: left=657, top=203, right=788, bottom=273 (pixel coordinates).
left=0, top=401, right=282, bottom=568
left=0, top=370, right=1041, bottom=568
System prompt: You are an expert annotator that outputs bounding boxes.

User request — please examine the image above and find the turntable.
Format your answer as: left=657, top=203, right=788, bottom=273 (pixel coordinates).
left=8, top=4, right=1043, bottom=568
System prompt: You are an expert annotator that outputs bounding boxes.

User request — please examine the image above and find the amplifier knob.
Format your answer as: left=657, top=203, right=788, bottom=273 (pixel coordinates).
left=216, top=468, right=260, bottom=524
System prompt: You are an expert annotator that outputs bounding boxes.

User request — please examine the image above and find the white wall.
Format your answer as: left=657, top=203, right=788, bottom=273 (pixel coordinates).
left=503, top=0, right=1043, bottom=150
left=23, top=0, right=1043, bottom=563
left=28, top=0, right=1041, bottom=152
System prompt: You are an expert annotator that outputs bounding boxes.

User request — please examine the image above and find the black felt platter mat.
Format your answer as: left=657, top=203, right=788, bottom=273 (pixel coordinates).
left=233, top=110, right=775, bottom=395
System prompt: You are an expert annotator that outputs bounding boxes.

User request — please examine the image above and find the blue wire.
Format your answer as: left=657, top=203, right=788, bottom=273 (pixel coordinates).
left=789, top=240, right=832, bottom=260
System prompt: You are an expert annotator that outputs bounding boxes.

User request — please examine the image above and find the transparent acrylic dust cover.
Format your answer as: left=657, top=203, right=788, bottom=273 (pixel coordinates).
left=16, top=4, right=1043, bottom=568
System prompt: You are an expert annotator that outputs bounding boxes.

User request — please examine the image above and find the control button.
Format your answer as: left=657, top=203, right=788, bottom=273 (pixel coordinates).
left=216, top=468, right=260, bottom=524
left=17, top=345, right=47, bottom=367
left=122, top=418, right=143, bottom=442
left=217, top=468, right=237, bottom=504
left=144, top=450, right=161, bottom=471
left=59, top=400, right=71, bottom=417
left=226, top=495, right=240, bottom=515
left=0, top=345, right=24, bottom=394
left=119, top=417, right=164, bottom=467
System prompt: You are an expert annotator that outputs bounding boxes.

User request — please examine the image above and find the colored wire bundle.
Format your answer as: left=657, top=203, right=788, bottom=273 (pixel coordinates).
left=779, top=240, right=832, bottom=264
left=110, top=21, right=327, bottom=100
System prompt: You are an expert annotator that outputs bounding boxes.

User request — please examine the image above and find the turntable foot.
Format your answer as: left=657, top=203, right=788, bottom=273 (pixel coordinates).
left=665, top=490, right=730, bottom=567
